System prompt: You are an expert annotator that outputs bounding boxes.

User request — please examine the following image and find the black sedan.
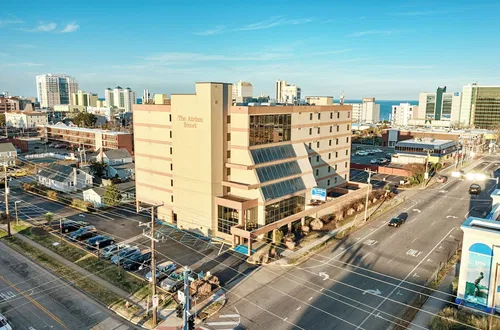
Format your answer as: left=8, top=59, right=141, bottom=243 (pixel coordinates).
left=52, top=220, right=88, bottom=233
left=86, top=236, right=115, bottom=250
left=388, top=217, right=404, bottom=228
left=122, top=252, right=152, bottom=271
left=68, top=226, right=96, bottom=241
left=469, top=184, right=482, bottom=195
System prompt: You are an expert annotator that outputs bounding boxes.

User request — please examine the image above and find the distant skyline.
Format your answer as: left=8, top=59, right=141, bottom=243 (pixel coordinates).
left=1, top=0, right=499, bottom=99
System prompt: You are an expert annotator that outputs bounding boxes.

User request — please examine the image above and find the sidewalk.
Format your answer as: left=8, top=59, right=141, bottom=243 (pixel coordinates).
left=408, top=264, right=458, bottom=329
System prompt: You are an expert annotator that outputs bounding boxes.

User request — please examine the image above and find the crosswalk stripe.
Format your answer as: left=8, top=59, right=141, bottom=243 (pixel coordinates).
left=206, top=321, right=239, bottom=326
left=219, top=314, right=239, bottom=318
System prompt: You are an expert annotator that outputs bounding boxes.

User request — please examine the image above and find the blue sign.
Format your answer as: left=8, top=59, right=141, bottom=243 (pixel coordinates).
left=454, top=92, right=460, bottom=96
left=311, top=187, right=327, bottom=201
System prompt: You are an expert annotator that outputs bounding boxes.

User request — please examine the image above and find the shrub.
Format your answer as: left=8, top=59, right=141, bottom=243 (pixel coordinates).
left=71, top=198, right=89, bottom=211
left=47, top=190, right=58, bottom=201
left=273, top=229, right=284, bottom=243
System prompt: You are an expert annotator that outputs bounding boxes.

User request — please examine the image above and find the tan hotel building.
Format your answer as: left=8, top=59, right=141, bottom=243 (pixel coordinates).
left=134, top=82, right=361, bottom=252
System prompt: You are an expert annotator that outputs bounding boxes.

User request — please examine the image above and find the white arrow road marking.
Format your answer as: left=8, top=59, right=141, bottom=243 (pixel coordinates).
left=363, top=239, right=378, bottom=246
left=439, top=190, right=448, bottom=193
left=363, top=289, right=382, bottom=295
left=413, top=209, right=421, bottom=213
left=446, top=215, right=458, bottom=219
left=427, top=258, right=433, bottom=263
left=413, top=272, right=419, bottom=278
left=406, top=249, right=423, bottom=257
left=319, top=272, right=329, bottom=281
left=0, top=291, right=15, bottom=302
left=396, top=291, right=403, bottom=296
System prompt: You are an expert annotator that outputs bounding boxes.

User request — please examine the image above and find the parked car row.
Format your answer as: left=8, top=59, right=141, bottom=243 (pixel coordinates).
left=370, top=158, right=391, bottom=165
left=160, top=269, right=199, bottom=292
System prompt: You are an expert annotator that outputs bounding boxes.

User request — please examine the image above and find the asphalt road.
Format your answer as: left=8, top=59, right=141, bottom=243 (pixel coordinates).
left=211, top=156, right=500, bottom=330
left=0, top=241, right=134, bottom=330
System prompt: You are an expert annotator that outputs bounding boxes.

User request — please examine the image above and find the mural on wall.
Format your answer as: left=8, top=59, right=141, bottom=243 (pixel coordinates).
left=464, top=243, right=493, bottom=307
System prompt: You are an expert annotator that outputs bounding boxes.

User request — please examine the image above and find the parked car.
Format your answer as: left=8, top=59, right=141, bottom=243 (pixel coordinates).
left=388, top=217, right=404, bottom=228
left=379, top=158, right=388, bottom=165
left=374, top=148, right=382, bottom=153
left=0, top=313, right=12, bottom=330
left=52, top=220, right=88, bottom=233
left=370, top=159, right=378, bottom=164
left=367, top=150, right=375, bottom=155
left=385, top=152, right=393, bottom=158
left=68, top=225, right=96, bottom=241
left=358, top=151, right=368, bottom=156
left=469, top=184, right=482, bottom=195
left=122, top=251, right=152, bottom=271
left=86, top=235, right=115, bottom=250
left=145, top=261, right=177, bottom=282
left=111, top=247, right=140, bottom=265
left=160, top=271, right=186, bottom=292
left=101, top=243, right=131, bottom=259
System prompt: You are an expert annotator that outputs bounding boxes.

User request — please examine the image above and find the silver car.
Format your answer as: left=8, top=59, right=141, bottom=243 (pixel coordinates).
left=160, top=272, right=185, bottom=292
left=101, top=243, right=131, bottom=259
left=0, top=313, right=12, bottom=330
left=145, top=261, right=176, bottom=282
left=111, top=246, right=139, bottom=265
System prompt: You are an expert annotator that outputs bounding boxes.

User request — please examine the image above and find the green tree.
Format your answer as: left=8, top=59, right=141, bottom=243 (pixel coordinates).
left=89, top=161, right=106, bottom=178
left=103, top=183, right=121, bottom=206
left=0, top=113, right=5, bottom=127
left=72, top=112, right=97, bottom=127
left=44, top=212, right=53, bottom=225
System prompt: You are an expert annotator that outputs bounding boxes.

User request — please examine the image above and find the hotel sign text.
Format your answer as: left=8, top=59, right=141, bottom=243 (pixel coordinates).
left=178, top=115, right=203, bottom=128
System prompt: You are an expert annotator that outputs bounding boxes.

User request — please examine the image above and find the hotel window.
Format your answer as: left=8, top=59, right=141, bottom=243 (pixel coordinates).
left=255, top=161, right=301, bottom=183
left=317, top=141, right=320, bottom=148
left=227, top=133, right=231, bottom=141
left=227, top=168, right=231, bottom=176
left=334, top=177, right=337, bottom=183
left=217, top=206, right=239, bottom=234
left=336, top=138, right=339, bottom=145
left=337, top=112, right=340, bottom=119
left=170, top=131, right=172, bottom=138
left=335, top=151, right=338, bottom=158
left=345, top=174, right=347, bottom=179
left=317, top=127, right=320, bottom=134
left=328, top=153, right=331, bottom=159
left=261, top=177, right=306, bottom=201
left=170, top=147, right=173, bottom=155
left=171, top=180, right=174, bottom=186
left=318, top=113, right=321, bottom=120
left=347, top=112, right=350, bottom=118
left=330, top=126, right=333, bottom=133
left=170, top=164, right=173, bottom=171
left=315, top=169, right=319, bottom=176
left=346, top=137, right=349, bottom=143
left=227, top=150, right=231, bottom=158
left=328, top=167, right=331, bottom=173
left=347, top=124, right=350, bottom=130
left=249, top=114, right=292, bottom=146
left=310, top=113, right=313, bottom=120
left=345, top=161, right=348, bottom=168
left=309, top=157, right=312, bottom=163
left=265, top=194, right=305, bottom=225
left=327, top=179, right=330, bottom=186
left=227, top=115, right=231, bottom=124
left=330, top=112, right=333, bottom=119
left=309, top=128, right=312, bottom=135
left=316, top=155, right=320, bottom=162
left=337, top=125, right=339, bottom=132
left=171, top=195, right=174, bottom=203
left=308, top=142, right=312, bottom=149
left=346, top=150, right=348, bottom=156
left=169, top=114, right=172, bottom=122
left=329, top=140, right=332, bottom=146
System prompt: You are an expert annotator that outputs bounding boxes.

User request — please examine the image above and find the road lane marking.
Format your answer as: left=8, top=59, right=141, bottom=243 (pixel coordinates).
left=355, top=227, right=459, bottom=329
left=0, top=275, right=69, bottom=329
left=363, top=239, right=378, bottom=246
left=296, top=306, right=301, bottom=311
left=411, top=238, right=418, bottom=243
left=360, top=253, right=371, bottom=261
left=308, top=297, right=313, bottom=301
left=406, top=249, right=423, bottom=257
left=387, top=257, right=395, bottom=264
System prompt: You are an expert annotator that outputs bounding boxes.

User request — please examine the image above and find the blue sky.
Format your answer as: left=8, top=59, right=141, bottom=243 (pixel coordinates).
left=1, top=0, right=499, bottom=99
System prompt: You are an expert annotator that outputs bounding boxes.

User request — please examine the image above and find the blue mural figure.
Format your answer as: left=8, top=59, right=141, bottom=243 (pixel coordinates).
left=474, top=272, right=485, bottom=297
left=464, top=243, right=493, bottom=307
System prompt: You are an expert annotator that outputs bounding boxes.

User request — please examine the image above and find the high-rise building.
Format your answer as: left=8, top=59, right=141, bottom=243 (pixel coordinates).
left=276, top=79, right=301, bottom=104
left=71, top=90, right=98, bottom=107
left=418, top=86, right=457, bottom=121
left=459, top=84, right=500, bottom=128
left=232, top=81, right=253, bottom=102
left=104, top=86, right=136, bottom=112
left=133, top=82, right=364, bottom=253
left=36, top=74, right=78, bottom=109
left=142, top=89, right=151, bottom=104
left=349, top=97, right=380, bottom=123
left=391, top=103, right=418, bottom=127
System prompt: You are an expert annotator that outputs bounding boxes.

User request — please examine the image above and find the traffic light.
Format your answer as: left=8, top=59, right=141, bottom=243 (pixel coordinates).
left=188, top=315, right=195, bottom=330
left=176, top=304, right=183, bottom=318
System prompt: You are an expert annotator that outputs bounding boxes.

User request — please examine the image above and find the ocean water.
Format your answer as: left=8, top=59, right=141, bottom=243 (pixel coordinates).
left=345, top=99, right=418, bottom=121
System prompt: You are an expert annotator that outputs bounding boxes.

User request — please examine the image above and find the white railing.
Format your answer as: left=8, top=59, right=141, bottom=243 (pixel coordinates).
left=24, top=152, right=77, bottom=160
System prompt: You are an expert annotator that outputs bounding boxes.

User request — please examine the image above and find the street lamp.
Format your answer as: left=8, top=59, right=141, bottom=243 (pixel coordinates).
left=14, top=201, right=21, bottom=226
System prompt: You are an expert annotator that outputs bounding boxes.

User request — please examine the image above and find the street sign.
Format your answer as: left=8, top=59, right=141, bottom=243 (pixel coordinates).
left=177, top=290, right=185, bottom=302
left=311, top=187, right=327, bottom=201
left=152, top=294, right=159, bottom=308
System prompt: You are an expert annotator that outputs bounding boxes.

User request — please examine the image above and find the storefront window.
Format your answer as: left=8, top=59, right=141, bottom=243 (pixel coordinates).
left=217, top=206, right=239, bottom=234
left=265, top=194, right=305, bottom=225
left=249, top=114, right=292, bottom=146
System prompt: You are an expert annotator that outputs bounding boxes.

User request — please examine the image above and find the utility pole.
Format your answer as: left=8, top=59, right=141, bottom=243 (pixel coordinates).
left=421, top=149, right=432, bottom=188
left=363, top=170, right=375, bottom=223
left=14, top=201, right=20, bottom=226
left=489, top=263, right=499, bottom=330
left=183, top=266, right=192, bottom=330
left=4, top=164, right=10, bottom=237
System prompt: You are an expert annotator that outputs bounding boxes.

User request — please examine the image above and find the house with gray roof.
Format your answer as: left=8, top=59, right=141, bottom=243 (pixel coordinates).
left=83, top=181, right=135, bottom=207
left=96, top=148, right=135, bottom=179
left=37, top=163, right=93, bottom=193
left=0, top=142, right=17, bottom=166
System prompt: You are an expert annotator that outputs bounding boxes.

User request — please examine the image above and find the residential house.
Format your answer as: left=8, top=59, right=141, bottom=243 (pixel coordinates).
left=97, top=148, right=135, bottom=179
left=37, top=163, right=93, bottom=193
left=0, top=143, right=17, bottom=166
left=83, top=181, right=135, bottom=207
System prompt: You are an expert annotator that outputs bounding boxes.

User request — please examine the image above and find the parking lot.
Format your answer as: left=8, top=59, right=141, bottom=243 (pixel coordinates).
left=349, top=169, right=406, bottom=187
left=351, top=145, right=394, bottom=165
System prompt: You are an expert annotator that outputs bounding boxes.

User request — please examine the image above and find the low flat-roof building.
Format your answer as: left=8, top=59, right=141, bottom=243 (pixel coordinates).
left=6, top=111, right=48, bottom=129
left=133, top=82, right=368, bottom=254
left=38, top=123, right=133, bottom=153
left=392, top=138, right=458, bottom=165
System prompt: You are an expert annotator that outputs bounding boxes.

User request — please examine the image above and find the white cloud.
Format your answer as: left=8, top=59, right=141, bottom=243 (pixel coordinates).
left=322, top=19, right=334, bottom=24
left=2, top=62, right=44, bottom=67
left=194, top=25, right=225, bottom=36
left=235, top=16, right=312, bottom=31
left=60, top=23, right=80, bottom=33
left=347, top=30, right=394, bottom=37
left=20, top=22, right=57, bottom=32
left=0, top=17, right=24, bottom=26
